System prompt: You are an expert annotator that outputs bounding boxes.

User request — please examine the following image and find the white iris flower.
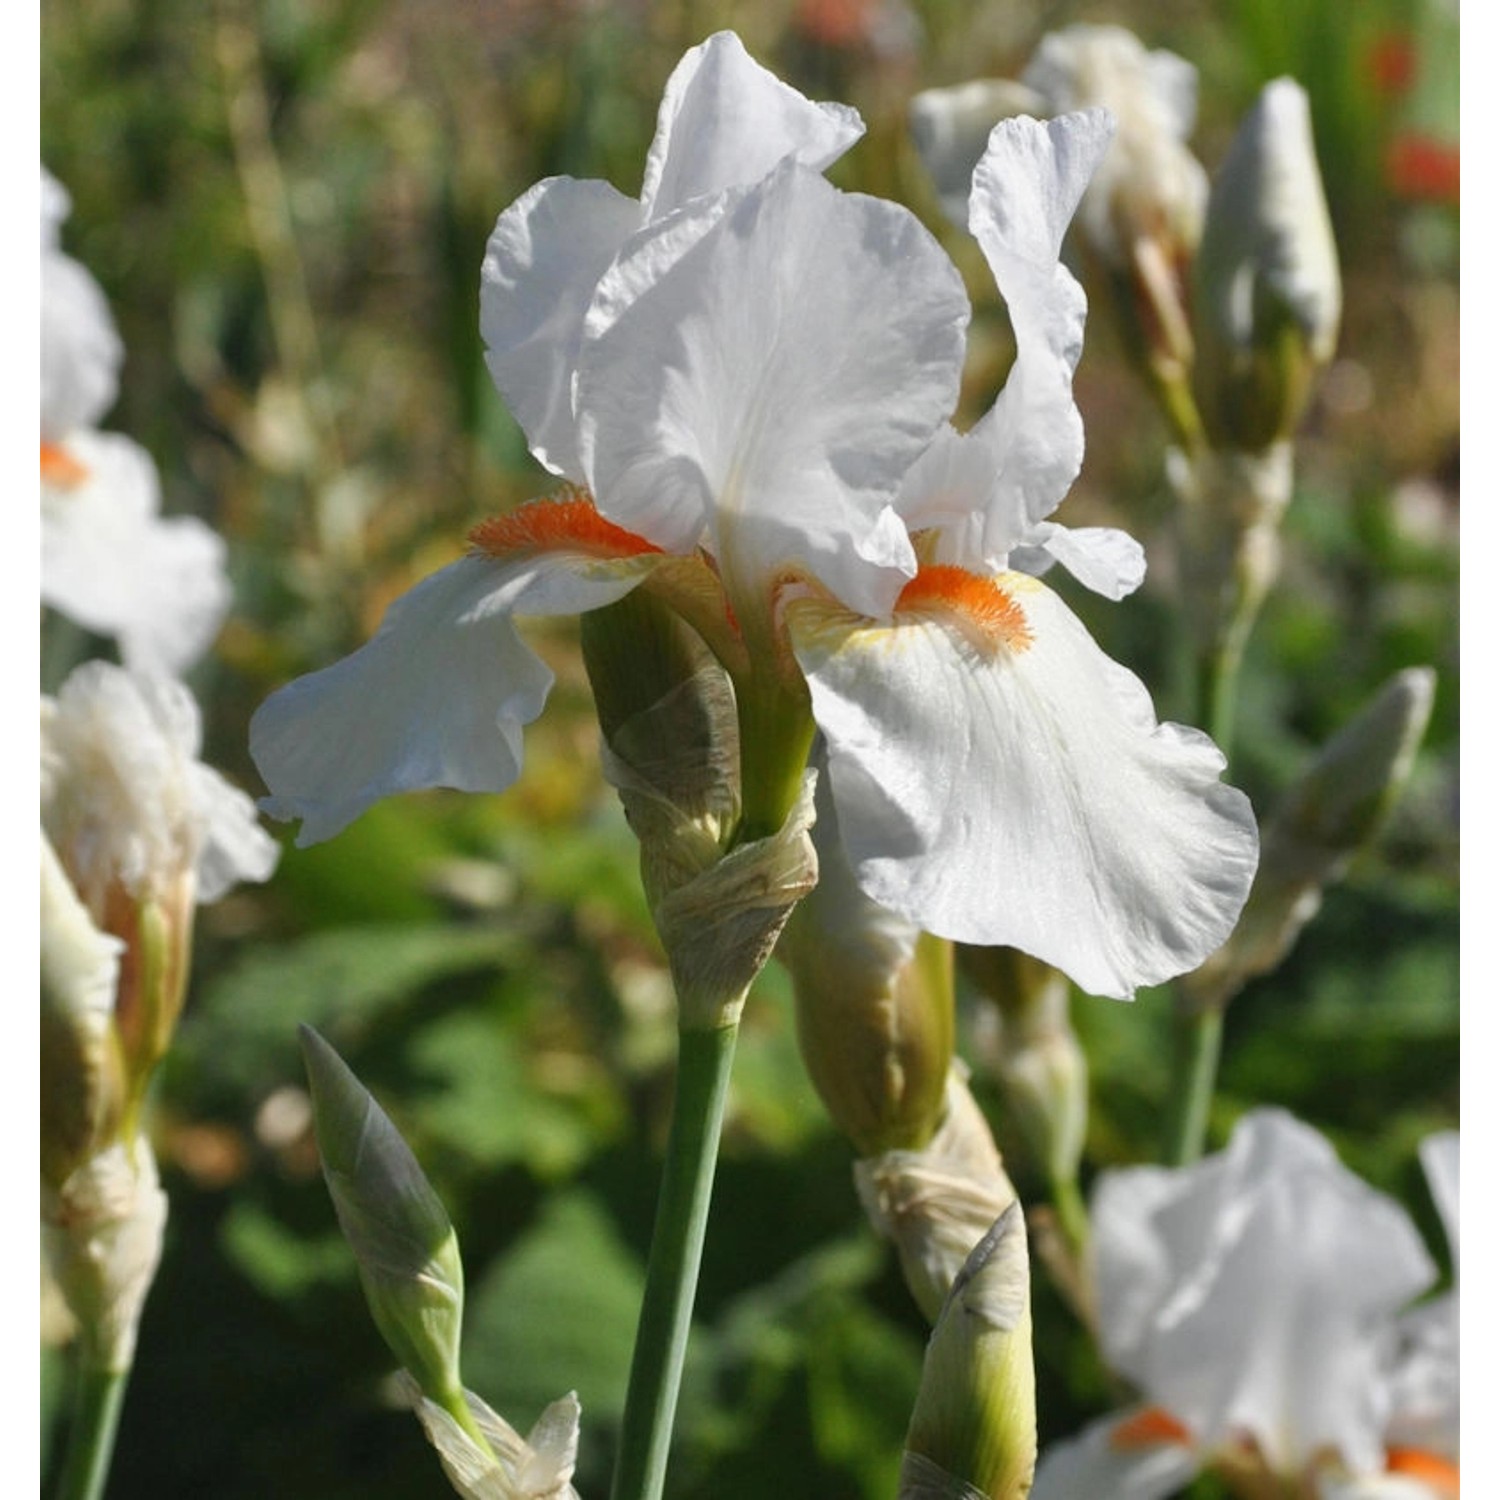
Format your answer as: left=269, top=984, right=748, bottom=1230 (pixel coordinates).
left=250, top=32, right=1256, bottom=999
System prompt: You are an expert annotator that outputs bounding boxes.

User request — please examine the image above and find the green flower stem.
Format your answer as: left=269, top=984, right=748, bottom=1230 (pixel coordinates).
left=611, top=1021, right=740, bottom=1500
left=1160, top=1005, right=1223, bottom=1166
left=57, top=1360, right=130, bottom=1500
left=1050, top=1171, right=1091, bottom=1261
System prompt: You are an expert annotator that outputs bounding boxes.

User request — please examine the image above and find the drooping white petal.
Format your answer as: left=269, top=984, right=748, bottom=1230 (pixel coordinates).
left=41, top=169, right=123, bottom=441
left=1009, top=520, right=1146, bottom=599
left=41, top=431, right=231, bottom=675
left=1418, top=1133, right=1458, bottom=1275
left=480, top=176, right=641, bottom=481
left=578, top=160, right=967, bottom=617
left=908, top=79, right=1046, bottom=229
left=788, top=575, right=1257, bottom=997
left=1031, top=1410, right=1200, bottom=1500
left=640, top=29, right=863, bottom=220
left=250, top=551, right=659, bottom=846
left=1092, top=1110, right=1438, bottom=1476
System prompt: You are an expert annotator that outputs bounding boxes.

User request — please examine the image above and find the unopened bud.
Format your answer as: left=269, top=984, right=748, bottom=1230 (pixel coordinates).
left=783, top=780, right=954, bottom=1154
left=908, top=80, right=1046, bottom=229
left=1187, top=667, right=1436, bottom=1009
left=301, top=1026, right=467, bottom=1412
left=42, top=1140, right=167, bottom=1372
left=1193, top=78, right=1341, bottom=451
left=41, top=835, right=126, bottom=1188
left=400, top=1372, right=581, bottom=1500
left=962, top=947, right=1087, bottom=1191
left=856, top=1069, right=1018, bottom=1321
left=900, top=1203, right=1036, bottom=1500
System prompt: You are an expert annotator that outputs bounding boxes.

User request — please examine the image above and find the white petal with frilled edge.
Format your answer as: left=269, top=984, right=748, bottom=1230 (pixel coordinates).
left=1093, top=1110, right=1437, bottom=1475
left=41, top=431, right=231, bottom=675
left=251, top=552, right=661, bottom=845
left=189, top=763, right=281, bottom=902
left=787, top=576, right=1258, bottom=997
left=480, top=176, right=641, bottom=481
left=909, top=79, right=1046, bottom=229
left=640, top=30, right=862, bottom=220
left=578, top=160, right=967, bottom=617
left=1031, top=1410, right=1200, bottom=1500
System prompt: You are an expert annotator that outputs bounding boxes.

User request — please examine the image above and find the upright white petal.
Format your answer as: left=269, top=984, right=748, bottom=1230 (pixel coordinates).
left=1031, top=1410, right=1200, bottom=1500
left=640, top=30, right=862, bottom=219
left=41, top=431, right=231, bottom=675
left=963, top=111, right=1113, bottom=550
left=480, top=178, right=641, bottom=481
left=788, top=575, right=1257, bottom=997
left=480, top=32, right=865, bottom=481
left=250, top=551, right=661, bottom=845
left=1092, top=1111, right=1437, bottom=1476
left=578, top=160, right=967, bottom=617
left=41, top=168, right=123, bottom=442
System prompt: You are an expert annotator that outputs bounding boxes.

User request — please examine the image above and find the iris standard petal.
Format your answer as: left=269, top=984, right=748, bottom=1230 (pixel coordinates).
left=577, top=159, right=967, bottom=618
left=787, top=572, right=1257, bottom=997
left=480, top=176, right=641, bottom=481
left=962, top=111, right=1114, bottom=558
left=640, top=29, right=862, bottom=220
left=250, top=550, right=660, bottom=845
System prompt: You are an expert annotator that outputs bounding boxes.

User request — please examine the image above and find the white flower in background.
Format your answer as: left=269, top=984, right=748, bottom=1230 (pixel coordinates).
left=909, top=24, right=1208, bottom=267
left=44, top=661, right=279, bottom=926
left=41, top=166, right=123, bottom=451
left=41, top=166, right=233, bottom=675
left=1031, top=1110, right=1459, bottom=1500
left=251, top=33, right=1256, bottom=1000
left=1021, top=25, right=1208, bottom=266
left=42, top=430, right=232, bottom=676
left=1385, top=1133, right=1458, bottom=1473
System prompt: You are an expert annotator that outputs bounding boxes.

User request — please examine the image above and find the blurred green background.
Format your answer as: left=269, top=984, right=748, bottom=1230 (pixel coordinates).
left=41, top=0, right=1457, bottom=1495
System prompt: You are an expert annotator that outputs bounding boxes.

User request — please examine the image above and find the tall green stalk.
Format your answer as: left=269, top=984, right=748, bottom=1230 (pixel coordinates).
left=610, top=1022, right=740, bottom=1500
left=57, top=1361, right=130, bottom=1500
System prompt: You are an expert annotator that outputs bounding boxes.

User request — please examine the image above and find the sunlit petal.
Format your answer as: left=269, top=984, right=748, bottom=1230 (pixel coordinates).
left=1010, top=520, right=1147, bottom=599
left=480, top=176, right=641, bottom=481
left=578, top=160, right=966, bottom=616
left=788, top=573, right=1257, bottom=997
left=641, top=30, right=862, bottom=220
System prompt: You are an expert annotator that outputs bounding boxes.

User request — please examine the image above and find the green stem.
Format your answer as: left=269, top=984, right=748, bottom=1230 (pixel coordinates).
left=57, top=1361, right=130, bottom=1500
left=1160, top=1006, right=1223, bottom=1166
left=611, top=1022, right=740, bottom=1500
left=1049, top=1172, right=1091, bottom=1261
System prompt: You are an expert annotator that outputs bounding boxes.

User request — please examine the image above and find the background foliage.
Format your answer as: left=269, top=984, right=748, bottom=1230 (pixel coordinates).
left=42, top=0, right=1458, bottom=1495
